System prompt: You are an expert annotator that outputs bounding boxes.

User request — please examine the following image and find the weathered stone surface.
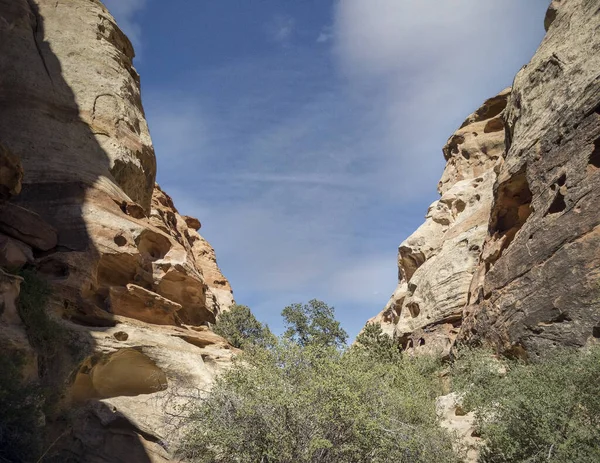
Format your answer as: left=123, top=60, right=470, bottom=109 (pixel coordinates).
left=0, top=269, right=38, bottom=381
left=0, top=1, right=235, bottom=460
left=66, top=319, right=237, bottom=447
left=0, top=268, right=23, bottom=326
left=150, top=185, right=234, bottom=314
left=436, top=393, right=480, bottom=463
left=459, top=0, right=600, bottom=356
left=0, top=143, right=23, bottom=200
left=0, top=0, right=155, bottom=213
left=369, top=0, right=600, bottom=359
left=108, top=284, right=183, bottom=326
left=0, top=202, right=58, bottom=251
left=0, top=232, right=33, bottom=269
left=439, top=89, right=510, bottom=195
left=374, top=91, right=508, bottom=356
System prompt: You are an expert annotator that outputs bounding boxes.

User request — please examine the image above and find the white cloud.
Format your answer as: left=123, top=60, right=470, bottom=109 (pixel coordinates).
left=316, top=26, right=333, bottom=44
left=266, top=15, right=295, bottom=45
left=103, top=0, right=147, bottom=52
left=145, top=1, right=549, bottom=338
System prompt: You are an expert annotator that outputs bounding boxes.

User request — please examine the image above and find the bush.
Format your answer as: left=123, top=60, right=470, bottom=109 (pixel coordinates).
left=179, top=340, right=458, bottom=463
left=0, top=352, right=44, bottom=462
left=354, top=322, right=402, bottom=363
left=213, top=304, right=276, bottom=349
left=282, top=299, right=348, bottom=349
left=452, top=346, right=600, bottom=463
left=17, top=269, right=65, bottom=358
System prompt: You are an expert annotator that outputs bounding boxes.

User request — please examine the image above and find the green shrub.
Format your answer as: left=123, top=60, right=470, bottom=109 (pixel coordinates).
left=179, top=340, right=458, bottom=463
left=354, top=322, right=402, bottom=363
left=0, top=353, right=44, bottom=462
left=17, top=269, right=65, bottom=358
left=213, top=304, right=276, bottom=349
left=452, top=346, right=600, bottom=463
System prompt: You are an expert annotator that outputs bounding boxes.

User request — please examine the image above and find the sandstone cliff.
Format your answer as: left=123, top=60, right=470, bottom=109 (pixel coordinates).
left=368, top=0, right=600, bottom=359
left=0, top=1, right=234, bottom=461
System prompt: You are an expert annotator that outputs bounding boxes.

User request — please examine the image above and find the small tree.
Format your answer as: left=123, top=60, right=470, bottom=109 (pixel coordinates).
left=354, top=322, right=401, bottom=362
left=282, top=299, right=348, bottom=349
left=213, top=304, right=275, bottom=349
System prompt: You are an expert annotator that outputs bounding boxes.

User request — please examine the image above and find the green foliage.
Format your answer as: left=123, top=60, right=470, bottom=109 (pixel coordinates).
left=282, top=299, right=348, bottom=349
left=213, top=304, right=276, bottom=349
left=453, top=346, right=600, bottom=463
left=17, top=269, right=65, bottom=359
left=0, top=353, right=44, bottom=462
left=179, top=340, right=457, bottom=463
left=354, top=322, right=402, bottom=362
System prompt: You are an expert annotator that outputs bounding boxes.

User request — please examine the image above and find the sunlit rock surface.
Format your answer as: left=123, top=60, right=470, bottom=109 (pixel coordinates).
left=369, top=0, right=600, bottom=359
left=0, top=1, right=235, bottom=460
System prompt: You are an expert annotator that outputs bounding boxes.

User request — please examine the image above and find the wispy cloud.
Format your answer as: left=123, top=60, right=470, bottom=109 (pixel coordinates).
left=144, top=1, right=548, bottom=339
left=316, top=26, right=333, bottom=44
left=266, top=15, right=295, bottom=46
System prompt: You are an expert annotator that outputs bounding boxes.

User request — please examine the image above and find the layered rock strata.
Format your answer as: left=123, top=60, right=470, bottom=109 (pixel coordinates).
left=0, top=0, right=234, bottom=461
left=369, top=0, right=600, bottom=358
left=458, top=0, right=600, bottom=356
left=369, top=90, right=510, bottom=357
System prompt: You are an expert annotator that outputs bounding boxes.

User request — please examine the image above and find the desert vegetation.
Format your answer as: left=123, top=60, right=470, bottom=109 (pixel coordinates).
left=180, top=301, right=600, bottom=463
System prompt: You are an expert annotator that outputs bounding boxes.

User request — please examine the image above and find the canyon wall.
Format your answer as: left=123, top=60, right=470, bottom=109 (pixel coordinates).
left=0, top=1, right=234, bottom=461
left=369, top=0, right=600, bottom=359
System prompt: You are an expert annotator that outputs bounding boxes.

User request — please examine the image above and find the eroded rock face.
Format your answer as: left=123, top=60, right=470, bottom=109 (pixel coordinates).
left=373, top=91, right=509, bottom=357
left=0, top=143, right=23, bottom=200
left=0, top=1, right=235, bottom=460
left=459, top=0, right=600, bottom=357
left=370, top=0, right=600, bottom=360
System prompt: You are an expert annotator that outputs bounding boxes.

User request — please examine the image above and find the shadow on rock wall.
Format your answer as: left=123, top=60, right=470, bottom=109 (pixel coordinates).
left=0, top=1, right=165, bottom=461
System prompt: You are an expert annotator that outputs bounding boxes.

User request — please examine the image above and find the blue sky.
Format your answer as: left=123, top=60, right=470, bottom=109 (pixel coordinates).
left=103, top=0, right=549, bottom=340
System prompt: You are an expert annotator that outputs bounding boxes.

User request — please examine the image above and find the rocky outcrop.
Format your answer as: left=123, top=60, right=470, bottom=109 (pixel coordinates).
left=369, top=0, right=600, bottom=359
left=370, top=90, right=510, bottom=357
left=458, top=0, right=600, bottom=357
left=0, top=1, right=235, bottom=461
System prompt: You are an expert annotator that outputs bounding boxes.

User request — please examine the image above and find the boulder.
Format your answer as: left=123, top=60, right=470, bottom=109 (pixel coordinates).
left=0, top=143, right=23, bottom=200
left=0, top=232, right=33, bottom=269
left=0, top=202, right=57, bottom=251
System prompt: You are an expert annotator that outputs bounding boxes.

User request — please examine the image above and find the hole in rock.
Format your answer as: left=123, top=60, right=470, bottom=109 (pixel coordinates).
left=588, top=139, right=600, bottom=171
left=454, top=199, right=466, bottom=214
left=455, top=406, right=467, bottom=417
left=418, top=338, right=425, bottom=347
left=400, top=248, right=426, bottom=282
left=461, top=150, right=470, bottom=160
left=444, top=135, right=465, bottom=159
left=490, top=166, right=533, bottom=254
left=547, top=192, right=567, bottom=215
left=114, top=331, right=129, bottom=341
left=551, top=312, right=572, bottom=323
left=114, top=235, right=127, bottom=247
left=135, top=229, right=171, bottom=260
left=592, top=326, right=600, bottom=339
left=36, top=258, right=70, bottom=279
left=71, top=348, right=168, bottom=402
left=557, top=173, right=567, bottom=186
left=407, top=302, right=420, bottom=318
left=97, top=253, right=138, bottom=288
left=484, top=118, right=504, bottom=133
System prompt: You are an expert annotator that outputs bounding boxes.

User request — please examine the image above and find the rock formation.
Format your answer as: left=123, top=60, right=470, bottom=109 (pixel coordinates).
left=0, top=0, right=235, bottom=461
left=369, top=0, right=600, bottom=359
